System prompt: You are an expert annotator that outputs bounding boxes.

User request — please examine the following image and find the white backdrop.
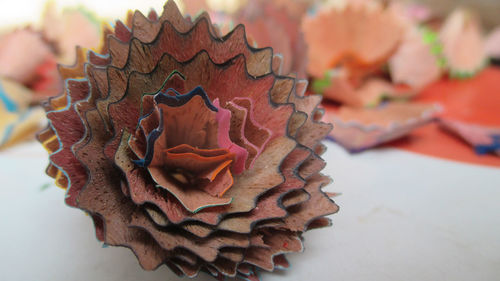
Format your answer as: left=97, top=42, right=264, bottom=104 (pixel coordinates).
left=0, top=0, right=179, bottom=28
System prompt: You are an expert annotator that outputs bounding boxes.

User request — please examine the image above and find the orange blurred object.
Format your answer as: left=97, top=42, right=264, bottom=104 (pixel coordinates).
left=391, top=67, right=500, bottom=167
left=302, top=2, right=402, bottom=80
left=323, top=75, right=414, bottom=107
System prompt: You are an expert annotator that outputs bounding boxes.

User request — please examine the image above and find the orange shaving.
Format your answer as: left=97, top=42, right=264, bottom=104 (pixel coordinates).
left=303, top=1, right=403, bottom=79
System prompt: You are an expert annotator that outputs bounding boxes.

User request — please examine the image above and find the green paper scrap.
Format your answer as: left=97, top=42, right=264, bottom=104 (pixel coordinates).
left=420, top=25, right=447, bottom=69
left=312, top=71, right=334, bottom=94
left=40, top=183, right=52, bottom=191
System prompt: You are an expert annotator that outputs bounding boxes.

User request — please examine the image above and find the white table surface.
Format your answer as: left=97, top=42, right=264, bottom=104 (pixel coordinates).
left=1, top=140, right=499, bottom=281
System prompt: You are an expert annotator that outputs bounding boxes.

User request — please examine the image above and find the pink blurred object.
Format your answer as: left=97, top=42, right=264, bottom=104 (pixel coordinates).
left=404, top=3, right=432, bottom=23
left=324, top=103, right=439, bottom=152
left=440, top=119, right=500, bottom=156
left=389, top=26, right=442, bottom=90
left=323, top=72, right=414, bottom=107
left=0, top=3, right=102, bottom=101
left=388, top=2, right=432, bottom=25
left=485, top=26, right=500, bottom=59
left=0, top=29, right=54, bottom=86
left=41, top=2, right=101, bottom=64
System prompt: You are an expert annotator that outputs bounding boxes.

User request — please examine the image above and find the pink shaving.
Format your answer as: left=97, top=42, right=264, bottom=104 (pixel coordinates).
left=228, top=98, right=272, bottom=169
left=214, top=98, right=248, bottom=174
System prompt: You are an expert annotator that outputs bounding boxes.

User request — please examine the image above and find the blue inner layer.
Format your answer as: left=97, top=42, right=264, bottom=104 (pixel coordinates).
left=132, top=109, right=164, bottom=167
left=154, top=85, right=218, bottom=112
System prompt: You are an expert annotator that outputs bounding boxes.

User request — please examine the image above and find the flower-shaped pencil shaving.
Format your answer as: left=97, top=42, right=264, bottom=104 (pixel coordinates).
left=37, top=1, right=338, bottom=280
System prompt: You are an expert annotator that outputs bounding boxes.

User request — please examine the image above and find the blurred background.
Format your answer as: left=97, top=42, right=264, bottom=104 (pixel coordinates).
left=2, top=0, right=500, bottom=28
